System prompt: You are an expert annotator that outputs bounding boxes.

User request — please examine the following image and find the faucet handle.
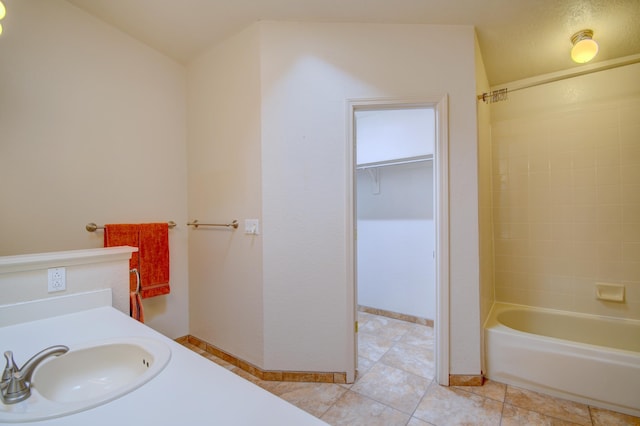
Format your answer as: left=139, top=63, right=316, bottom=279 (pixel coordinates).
left=2, top=351, right=16, bottom=383
left=4, top=373, right=28, bottom=399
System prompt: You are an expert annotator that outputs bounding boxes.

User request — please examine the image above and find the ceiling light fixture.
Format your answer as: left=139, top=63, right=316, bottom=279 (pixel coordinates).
left=0, top=0, right=5, bottom=36
left=570, top=29, right=598, bottom=63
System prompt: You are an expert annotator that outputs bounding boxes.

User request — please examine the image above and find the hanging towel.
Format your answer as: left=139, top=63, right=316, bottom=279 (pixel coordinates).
left=104, top=223, right=170, bottom=319
left=138, top=223, right=170, bottom=298
left=104, top=224, right=140, bottom=293
left=130, top=291, right=145, bottom=322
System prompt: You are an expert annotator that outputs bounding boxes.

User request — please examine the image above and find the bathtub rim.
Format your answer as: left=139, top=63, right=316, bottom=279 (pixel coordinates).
left=484, top=301, right=640, bottom=418
left=484, top=302, right=640, bottom=356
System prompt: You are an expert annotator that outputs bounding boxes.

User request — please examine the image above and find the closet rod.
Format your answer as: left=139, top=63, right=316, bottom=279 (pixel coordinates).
left=356, top=155, right=433, bottom=170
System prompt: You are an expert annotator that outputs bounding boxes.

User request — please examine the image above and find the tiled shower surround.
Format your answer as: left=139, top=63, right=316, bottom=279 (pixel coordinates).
left=491, top=76, right=640, bottom=319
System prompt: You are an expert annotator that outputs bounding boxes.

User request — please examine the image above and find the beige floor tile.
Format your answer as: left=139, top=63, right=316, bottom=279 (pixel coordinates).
left=351, top=362, right=431, bottom=414
left=379, top=341, right=435, bottom=379
left=357, top=332, right=395, bottom=362
left=181, top=317, right=640, bottom=426
left=358, top=315, right=413, bottom=341
left=321, top=390, right=411, bottom=426
left=454, top=379, right=506, bottom=402
left=502, top=403, right=584, bottom=425
left=399, top=324, right=435, bottom=350
left=413, top=383, right=503, bottom=426
left=357, top=311, right=377, bottom=326
left=350, top=356, right=374, bottom=384
left=590, top=406, right=640, bottom=426
left=505, top=386, right=591, bottom=426
left=271, top=382, right=347, bottom=418
left=407, top=417, right=435, bottom=426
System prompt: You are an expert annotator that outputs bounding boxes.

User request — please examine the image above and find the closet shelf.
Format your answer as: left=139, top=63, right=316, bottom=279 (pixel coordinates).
left=356, top=155, right=433, bottom=170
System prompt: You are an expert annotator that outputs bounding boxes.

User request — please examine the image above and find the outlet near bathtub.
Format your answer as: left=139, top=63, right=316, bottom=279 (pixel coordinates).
left=595, top=282, right=625, bottom=302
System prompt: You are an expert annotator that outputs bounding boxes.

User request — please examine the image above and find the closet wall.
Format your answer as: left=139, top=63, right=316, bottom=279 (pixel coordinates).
left=356, top=108, right=435, bottom=320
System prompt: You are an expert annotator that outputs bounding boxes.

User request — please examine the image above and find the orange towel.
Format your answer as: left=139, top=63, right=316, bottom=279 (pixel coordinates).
left=104, top=222, right=170, bottom=299
left=138, top=223, right=170, bottom=299
left=104, top=224, right=140, bottom=293
left=130, top=291, right=145, bottom=322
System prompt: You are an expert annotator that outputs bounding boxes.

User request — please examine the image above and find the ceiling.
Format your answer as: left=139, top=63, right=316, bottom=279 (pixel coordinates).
left=65, top=0, right=640, bottom=86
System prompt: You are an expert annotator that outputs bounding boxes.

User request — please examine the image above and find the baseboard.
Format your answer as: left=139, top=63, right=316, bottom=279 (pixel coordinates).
left=449, top=374, right=484, bottom=386
left=176, top=335, right=348, bottom=384
left=358, top=305, right=434, bottom=327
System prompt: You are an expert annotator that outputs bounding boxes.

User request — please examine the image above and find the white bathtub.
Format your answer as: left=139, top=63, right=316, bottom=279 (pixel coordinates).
left=485, top=303, right=640, bottom=417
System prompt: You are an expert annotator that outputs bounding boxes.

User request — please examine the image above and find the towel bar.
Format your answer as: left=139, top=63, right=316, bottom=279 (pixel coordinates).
left=187, top=220, right=239, bottom=229
left=85, top=221, right=177, bottom=232
left=130, top=268, right=141, bottom=294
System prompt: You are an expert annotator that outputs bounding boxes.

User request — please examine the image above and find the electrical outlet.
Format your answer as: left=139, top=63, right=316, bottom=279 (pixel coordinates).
left=47, top=267, right=66, bottom=293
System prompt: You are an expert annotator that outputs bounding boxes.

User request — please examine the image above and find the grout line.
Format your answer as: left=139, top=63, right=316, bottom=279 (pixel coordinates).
left=498, top=400, right=506, bottom=426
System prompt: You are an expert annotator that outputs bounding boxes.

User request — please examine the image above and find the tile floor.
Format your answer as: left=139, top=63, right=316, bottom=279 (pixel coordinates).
left=181, top=311, right=640, bottom=425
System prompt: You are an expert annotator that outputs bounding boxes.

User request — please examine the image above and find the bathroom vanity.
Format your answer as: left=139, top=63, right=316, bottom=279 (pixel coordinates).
left=0, top=291, right=328, bottom=425
left=0, top=248, right=327, bottom=425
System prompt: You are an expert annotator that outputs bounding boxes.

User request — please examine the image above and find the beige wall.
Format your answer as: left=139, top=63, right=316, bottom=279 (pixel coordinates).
left=187, top=24, right=264, bottom=366
left=187, top=21, right=484, bottom=376
left=1, top=2, right=488, bottom=377
left=260, top=22, right=483, bottom=375
left=491, top=62, right=640, bottom=319
left=0, top=0, right=189, bottom=338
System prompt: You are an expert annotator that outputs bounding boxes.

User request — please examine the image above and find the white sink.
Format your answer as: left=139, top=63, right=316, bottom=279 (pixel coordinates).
left=0, top=337, right=171, bottom=423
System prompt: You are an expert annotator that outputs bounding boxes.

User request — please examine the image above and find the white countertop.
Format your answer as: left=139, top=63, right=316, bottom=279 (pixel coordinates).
left=0, top=298, right=328, bottom=425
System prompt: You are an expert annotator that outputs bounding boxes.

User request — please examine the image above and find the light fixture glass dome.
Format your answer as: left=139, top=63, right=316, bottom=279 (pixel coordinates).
left=571, top=29, right=598, bottom=63
left=0, top=0, right=6, bottom=37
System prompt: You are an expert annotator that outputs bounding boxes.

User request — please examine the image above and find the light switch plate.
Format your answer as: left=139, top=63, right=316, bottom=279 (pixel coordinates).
left=245, top=219, right=259, bottom=235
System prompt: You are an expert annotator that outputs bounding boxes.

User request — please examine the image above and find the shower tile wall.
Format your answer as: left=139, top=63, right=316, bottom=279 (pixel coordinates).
left=491, top=93, right=640, bottom=320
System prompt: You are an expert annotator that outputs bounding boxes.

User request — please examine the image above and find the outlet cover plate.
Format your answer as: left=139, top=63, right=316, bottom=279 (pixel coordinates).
left=48, top=267, right=66, bottom=293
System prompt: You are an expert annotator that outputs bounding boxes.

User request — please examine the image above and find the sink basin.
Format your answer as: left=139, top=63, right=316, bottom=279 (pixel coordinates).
left=0, top=337, right=171, bottom=423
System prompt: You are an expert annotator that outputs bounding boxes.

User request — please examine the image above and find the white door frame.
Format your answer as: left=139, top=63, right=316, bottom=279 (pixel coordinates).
left=345, top=96, right=449, bottom=385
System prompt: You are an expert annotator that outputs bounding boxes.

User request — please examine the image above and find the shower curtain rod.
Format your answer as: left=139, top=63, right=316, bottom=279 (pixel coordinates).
left=478, top=54, right=640, bottom=104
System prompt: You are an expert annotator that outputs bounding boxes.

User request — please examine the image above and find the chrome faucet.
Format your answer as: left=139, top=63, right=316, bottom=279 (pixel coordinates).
left=1, top=345, right=69, bottom=404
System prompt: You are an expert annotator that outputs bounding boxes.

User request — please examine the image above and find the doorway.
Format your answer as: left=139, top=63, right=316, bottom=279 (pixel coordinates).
left=346, top=97, right=449, bottom=385
left=355, top=108, right=435, bottom=322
